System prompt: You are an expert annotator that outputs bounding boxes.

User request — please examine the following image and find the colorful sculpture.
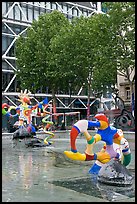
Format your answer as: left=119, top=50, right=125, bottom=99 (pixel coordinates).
left=2, top=103, right=18, bottom=118
left=24, top=115, right=54, bottom=147
left=2, top=89, right=50, bottom=135
left=42, top=115, right=55, bottom=145
left=64, top=113, right=131, bottom=173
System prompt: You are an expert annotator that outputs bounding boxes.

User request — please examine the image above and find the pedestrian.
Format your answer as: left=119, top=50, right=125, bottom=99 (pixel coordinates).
left=60, top=120, right=66, bottom=130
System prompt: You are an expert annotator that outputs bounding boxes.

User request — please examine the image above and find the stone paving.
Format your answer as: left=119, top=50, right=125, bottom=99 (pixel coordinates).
left=2, top=131, right=135, bottom=202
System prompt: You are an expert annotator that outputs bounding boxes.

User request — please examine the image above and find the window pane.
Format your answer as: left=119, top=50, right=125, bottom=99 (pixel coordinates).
left=83, top=10, right=88, bottom=17
left=8, top=7, right=14, bottom=19
left=68, top=7, right=72, bottom=16
left=22, top=7, right=27, bottom=21
left=2, top=36, right=7, bottom=53
left=28, top=8, right=33, bottom=21
left=46, top=2, right=51, bottom=10
left=72, top=8, right=78, bottom=16
left=2, top=2, right=7, bottom=16
left=39, top=2, right=45, bottom=8
left=14, top=5, right=20, bottom=21
left=126, top=88, right=131, bottom=99
left=51, top=3, right=57, bottom=10
left=34, top=2, right=39, bottom=6
left=62, top=5, right=67, bottom=13
left=34, top=9, right=39, bottom=20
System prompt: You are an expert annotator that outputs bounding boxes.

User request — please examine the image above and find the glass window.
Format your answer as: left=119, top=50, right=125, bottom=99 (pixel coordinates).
left=28, top=2, right=33, bottom=6
left=22, top=7, right=27, bottom=21
left=62, top=4, right=67, bottom=13
left=9, top=24, right=22, bottom=35
left=51, top=2, right=57, bottom=10
left=8, top=59, right=16, bottom=68
left=2, top=73, right=7, bottom=90
left=8, top=6, right=14, bottom=19
left=8, top=44, right=15, bottom=57
left=72, top=8, right=78, bottom=16
left=2, top=36, right=7, bottom=54
left=28, top=8, right=33, bottom=22
left=9, top=74, right=16, bottom=92
left=46, top=2, right=51, bottom=10
left=56, top=3, right=63, bottom=12
left=78, top=10, right=82, bottom=17
left=39, top=8, right=45, bottom=15
left=2, top=24, right=8, bottom=33
left=2, top=60, right=8, bottom=69
left=4, top=37, right=14, bottom=56
left=68, top=7, right=72, bottom=16
left=82, top=10, right=88, bottom=17
left=34, top=2, right=39, bottom=6
left=34, top=9, right=39, bottom=20
left=2, top=73, right=15, bottom=92
left=2, top=60, right=15, bottom=72
left=90, top=2, right=97, bottom=9
left=39, top=2, right=45, bottom=8
left=2, top=2, right=7, bottom=16
left=14, top=5, right=21, bottom=21
left=126, top=87, right=131, bottom=100
left=2, top=73, right=14, bottom=90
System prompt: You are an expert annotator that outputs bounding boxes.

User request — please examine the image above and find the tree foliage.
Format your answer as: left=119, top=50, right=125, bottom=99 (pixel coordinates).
left=15, top=2, right=135, bottom=98
left=102, top=2, right=135, bottom=90
left=49, top=16, right=96, bottom=92
left=15, top=10, right=69, bottom=93
left=50, top=12, right=118, bottom=94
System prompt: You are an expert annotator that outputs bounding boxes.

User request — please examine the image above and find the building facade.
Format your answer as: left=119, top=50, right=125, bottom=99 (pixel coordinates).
left=117, top=71, right=135, bottom=109
left=2, top=2, right=104, bottom=129
left=2, top=2, right=102, bottom=94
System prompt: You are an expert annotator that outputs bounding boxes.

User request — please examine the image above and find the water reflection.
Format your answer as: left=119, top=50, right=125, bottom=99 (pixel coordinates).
left=2, top=138, right=56, bottom=201
left=18, top=153, right=33, bottom=190
left=2, top=136, right=135, bottom=202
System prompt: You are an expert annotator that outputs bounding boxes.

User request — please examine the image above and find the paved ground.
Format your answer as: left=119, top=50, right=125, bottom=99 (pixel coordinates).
left=2, top=131, right=135, bottom=202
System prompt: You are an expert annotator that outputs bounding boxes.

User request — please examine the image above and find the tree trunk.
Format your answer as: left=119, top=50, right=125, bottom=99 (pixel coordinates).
left=87, top=81, right=92, bottom=119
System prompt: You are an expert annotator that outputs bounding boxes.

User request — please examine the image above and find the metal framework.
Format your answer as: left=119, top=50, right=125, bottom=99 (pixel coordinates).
left=2, top=2, right=102, bottom=110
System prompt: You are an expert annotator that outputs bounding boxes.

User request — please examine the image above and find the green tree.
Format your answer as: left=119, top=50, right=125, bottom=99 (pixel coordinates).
left=49, top=14, right=118, bottom=116
left=49, top=16, right=99, bottom=118
left=15, top=10, right=69, bottom=92
left=15, top=10, right=70, bottom=119
left=105, top=2, right=135, bottom=96
left=49, top=2, right=135, bottom=115
left=87, top=13, right=118, bottom=93
left=49, top=16, right=95, bottom=92
left=98, top=2, right=135, bottom=113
